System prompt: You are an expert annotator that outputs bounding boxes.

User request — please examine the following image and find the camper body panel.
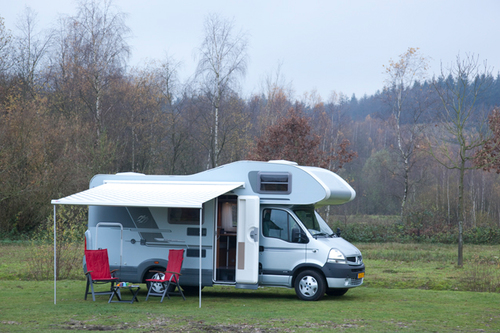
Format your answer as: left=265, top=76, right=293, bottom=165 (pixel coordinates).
left=87, top=201, right=216, bottom=286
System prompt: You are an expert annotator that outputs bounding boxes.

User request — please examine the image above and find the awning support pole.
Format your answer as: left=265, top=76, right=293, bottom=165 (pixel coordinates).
left=53, top=205, right=57, bottom=305
left=199, top=208, right=202, bottom=308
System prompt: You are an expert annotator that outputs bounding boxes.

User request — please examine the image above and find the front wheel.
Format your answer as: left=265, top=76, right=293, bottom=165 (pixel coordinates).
left=294, top=270, right=326, bottom=301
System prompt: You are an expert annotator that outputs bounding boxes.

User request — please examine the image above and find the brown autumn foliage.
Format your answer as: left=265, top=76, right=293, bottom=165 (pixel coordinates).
left=247, top=107, right=356, bottom=171
left=0, top=90, right=85, bottom=234
left=474, top=107, right=500, bottom=173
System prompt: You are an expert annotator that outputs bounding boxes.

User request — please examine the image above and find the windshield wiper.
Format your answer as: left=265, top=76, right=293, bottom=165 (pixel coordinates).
left=312, top=232, right=329, bottom=238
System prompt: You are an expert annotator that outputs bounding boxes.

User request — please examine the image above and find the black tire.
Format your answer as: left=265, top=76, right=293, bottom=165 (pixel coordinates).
left=326, top=288, right=349, bottom=297
left=294, top=270, right=326, bottom=301
left=144, top=270, right=175, bottom=294
left=181, top=285, right=203, bottom=296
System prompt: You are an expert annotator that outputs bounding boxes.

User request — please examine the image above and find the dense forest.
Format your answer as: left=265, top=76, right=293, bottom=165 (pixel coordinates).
left=1, top=0, right=500, bottom=251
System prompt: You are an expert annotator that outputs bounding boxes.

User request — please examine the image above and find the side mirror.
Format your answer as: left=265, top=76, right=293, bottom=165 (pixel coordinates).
left=292, top=228, right=308, bottom=243
left=336, top=227, right=341, bottom=237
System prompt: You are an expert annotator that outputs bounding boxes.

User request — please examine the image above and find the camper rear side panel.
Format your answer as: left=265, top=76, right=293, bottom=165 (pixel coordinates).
left=87, top=201, right=215, bottom=285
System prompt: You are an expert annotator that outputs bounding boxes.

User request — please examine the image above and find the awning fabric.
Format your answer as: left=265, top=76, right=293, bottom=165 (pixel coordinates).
left=51, top=181, right=244, bottom=208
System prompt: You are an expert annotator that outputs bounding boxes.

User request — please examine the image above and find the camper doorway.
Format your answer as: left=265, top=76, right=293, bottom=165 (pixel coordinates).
left=215, top=196, right=238, bottom=282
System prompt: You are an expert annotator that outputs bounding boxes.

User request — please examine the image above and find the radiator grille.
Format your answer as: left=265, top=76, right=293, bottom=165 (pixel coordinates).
left=346, top=255, right=363, bottom=265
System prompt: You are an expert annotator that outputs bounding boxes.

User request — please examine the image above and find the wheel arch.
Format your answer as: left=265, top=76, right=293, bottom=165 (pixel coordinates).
left=138, top=258, right=168, bottom=282
left=291, top=263, right=325, bottom=287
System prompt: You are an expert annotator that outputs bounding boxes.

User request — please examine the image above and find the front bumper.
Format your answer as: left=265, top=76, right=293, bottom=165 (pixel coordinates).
left=321, top=262, right=365, bottom=288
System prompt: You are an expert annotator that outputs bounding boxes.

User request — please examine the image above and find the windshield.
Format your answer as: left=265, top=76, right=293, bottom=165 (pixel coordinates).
left=293, top=208, right=334, bottom=237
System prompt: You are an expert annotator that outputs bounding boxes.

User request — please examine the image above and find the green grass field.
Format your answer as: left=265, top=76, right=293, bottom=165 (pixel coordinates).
left=1, top=242, right=499, bottom=332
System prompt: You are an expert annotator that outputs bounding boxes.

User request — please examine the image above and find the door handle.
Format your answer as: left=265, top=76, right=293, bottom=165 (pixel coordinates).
left=259, top=246, right=264, bottom=252
left=249, top=227, right=259, bottom=242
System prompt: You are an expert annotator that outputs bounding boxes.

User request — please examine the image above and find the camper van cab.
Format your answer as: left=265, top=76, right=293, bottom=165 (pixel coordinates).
left=58, top=160, right=364, bottom=301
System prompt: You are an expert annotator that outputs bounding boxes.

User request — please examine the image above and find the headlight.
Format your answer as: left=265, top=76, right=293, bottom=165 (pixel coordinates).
left=328, top=249, right=346, bottom=264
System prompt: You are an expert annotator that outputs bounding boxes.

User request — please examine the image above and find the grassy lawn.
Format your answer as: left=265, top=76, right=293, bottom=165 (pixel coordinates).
left=1, top=242, right=499, bottom=332
left=359, top=243, right=500, bottom=292
left=1, top=282, right=499, bottom=332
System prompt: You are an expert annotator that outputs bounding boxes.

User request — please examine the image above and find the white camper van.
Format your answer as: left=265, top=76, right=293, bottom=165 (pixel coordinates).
left=53, top=160, right=364, bottom=301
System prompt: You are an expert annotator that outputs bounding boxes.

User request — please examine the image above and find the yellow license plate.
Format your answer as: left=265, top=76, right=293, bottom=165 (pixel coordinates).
left=357, top=272, right=365, bottom=279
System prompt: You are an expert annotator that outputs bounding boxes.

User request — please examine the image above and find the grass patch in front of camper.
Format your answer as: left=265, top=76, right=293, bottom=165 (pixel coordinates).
left=1, top=281, right=499, bottom=332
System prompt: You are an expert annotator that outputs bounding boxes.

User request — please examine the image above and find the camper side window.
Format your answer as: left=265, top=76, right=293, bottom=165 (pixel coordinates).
left=262, top=209, right=307, bottom=243
left=168, top=208, right=201, bottom=225
left=258, top=172, right=291, bottom=194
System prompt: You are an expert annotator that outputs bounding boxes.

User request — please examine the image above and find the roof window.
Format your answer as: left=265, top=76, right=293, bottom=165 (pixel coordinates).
left=258, top=172, right=291, bottom=194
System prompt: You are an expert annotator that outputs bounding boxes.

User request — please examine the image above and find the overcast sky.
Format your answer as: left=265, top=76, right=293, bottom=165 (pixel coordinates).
left=2, top=0, right=499, bottom=101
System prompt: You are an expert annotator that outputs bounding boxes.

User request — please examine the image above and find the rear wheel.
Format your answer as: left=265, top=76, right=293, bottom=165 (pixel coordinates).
left=326, top=288, right=349, bottom=297
left=294, top=270, right=326, bottom=301
left=145, top=271, right=175, bottom=293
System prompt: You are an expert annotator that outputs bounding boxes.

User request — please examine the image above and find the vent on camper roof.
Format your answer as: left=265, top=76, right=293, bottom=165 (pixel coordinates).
left=115, top=172, right=146, bottom=176
left=268, top=160, right=298, bottom=165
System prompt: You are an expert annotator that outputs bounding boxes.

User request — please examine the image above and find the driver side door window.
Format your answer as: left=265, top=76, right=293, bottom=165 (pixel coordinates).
left=262, top=209, right=307, bottom=243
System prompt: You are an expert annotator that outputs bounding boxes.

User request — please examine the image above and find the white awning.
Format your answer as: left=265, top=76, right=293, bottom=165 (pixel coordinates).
left=51, top=181, right=244, bottom=208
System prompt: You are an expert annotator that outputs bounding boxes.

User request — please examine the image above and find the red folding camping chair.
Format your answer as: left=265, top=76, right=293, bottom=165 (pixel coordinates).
left=145, top=249, right=186, bottom=302
left=84, top=248, right=119, bottom=301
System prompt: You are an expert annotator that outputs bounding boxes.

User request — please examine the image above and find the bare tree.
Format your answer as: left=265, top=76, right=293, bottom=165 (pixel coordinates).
left=383, top=47, right=431, bottom=220
left=196, top=13, right=248, bottom=168
left=0, top=17, right=13, bottom=75
left=72, top=0, right=130, bottom=139
left=128, top=56, right=186, bottom=174
left=431, top=53, right=493, bottom=267
left=312, top=91, right=354, bottom=223
left=259, top=61, right=293, bottom=129
left=14, top=7, right=52, bottom=95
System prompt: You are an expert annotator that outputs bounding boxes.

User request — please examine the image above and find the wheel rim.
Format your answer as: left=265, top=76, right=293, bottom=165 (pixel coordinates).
left=150, top=273, right=166, bottom=293
left=298, top=275, right=318, bottom=297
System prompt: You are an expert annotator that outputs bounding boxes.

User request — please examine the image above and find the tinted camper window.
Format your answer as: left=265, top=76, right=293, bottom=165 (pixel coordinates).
left=258, top=172, right=291, bottom=194
left=168, top=208, right=201, bottom=225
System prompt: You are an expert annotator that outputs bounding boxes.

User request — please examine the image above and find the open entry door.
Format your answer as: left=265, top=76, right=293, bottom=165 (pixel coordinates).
left=95, top=222, right=123, bottom=278
left=235, top=196, right=260, bottom=286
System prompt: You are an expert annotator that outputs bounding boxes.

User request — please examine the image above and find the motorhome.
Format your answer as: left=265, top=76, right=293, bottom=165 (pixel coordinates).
left=52, top=160, right=364, bottom=301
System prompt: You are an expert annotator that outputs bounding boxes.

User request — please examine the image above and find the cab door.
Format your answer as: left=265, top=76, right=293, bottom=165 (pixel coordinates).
left=235, top=196, right=260, bottom=285
left=259, top=208, right=308, bottom=286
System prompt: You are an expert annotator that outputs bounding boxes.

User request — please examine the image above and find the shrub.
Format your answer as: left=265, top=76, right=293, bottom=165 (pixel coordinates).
left=26, top=206, right=87, bottom=280
left=459, top=255, right=500, bottom=292
left=464, top=227, right=500, bottom=244
left=330, top=211, right=500, bottom=245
